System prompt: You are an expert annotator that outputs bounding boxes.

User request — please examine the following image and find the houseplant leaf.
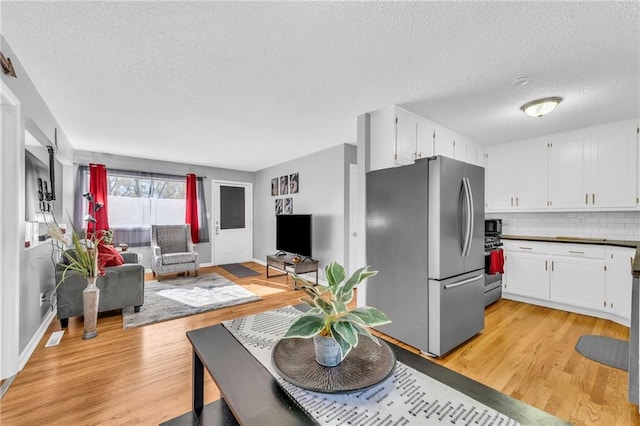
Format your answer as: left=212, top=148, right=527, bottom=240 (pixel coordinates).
left=348, top=307, right=391, bottom=327
left=333, top=321, right=358, bottom=347
left=284, top=315, right=325, bottom=338
left=325, top=261, right=346, bottom=289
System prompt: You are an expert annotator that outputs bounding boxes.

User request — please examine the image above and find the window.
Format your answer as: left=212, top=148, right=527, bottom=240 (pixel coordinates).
left=74, top=167, right=209, bottom=246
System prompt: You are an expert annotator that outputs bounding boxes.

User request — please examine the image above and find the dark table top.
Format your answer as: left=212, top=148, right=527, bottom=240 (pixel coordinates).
left=185, top=318, right=569, bottom=425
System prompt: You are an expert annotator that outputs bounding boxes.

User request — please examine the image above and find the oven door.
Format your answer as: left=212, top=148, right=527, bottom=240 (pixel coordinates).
left=484, top=249, right=503, bottom=306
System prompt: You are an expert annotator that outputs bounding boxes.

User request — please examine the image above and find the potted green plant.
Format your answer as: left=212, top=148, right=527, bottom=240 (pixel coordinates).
left=284, top=261, right=391, bottom=367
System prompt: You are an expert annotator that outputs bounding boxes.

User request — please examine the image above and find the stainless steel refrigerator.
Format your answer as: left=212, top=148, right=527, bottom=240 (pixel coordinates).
left=366, top=156, right=485, bottom=356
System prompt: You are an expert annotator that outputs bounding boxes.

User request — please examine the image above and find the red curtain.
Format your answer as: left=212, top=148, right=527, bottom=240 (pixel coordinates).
left=185, top=173, right=200, bottom=243
left=88, top=163, right=110, bottom=235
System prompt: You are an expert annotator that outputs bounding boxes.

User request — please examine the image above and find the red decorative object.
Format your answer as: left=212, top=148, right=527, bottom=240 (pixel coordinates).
left=97, top=243, right=125, bottom=269
left=88, top=164, right=110, bottom=234
left=185, top=173, right=200, bottom=243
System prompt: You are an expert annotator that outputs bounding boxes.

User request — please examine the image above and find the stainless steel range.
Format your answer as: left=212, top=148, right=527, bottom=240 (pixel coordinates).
left=484, top=220, right=503, bottom=306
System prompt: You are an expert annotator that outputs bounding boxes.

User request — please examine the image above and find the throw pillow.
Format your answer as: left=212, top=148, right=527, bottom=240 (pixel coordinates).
left=98, top=243, right=125, bottom=268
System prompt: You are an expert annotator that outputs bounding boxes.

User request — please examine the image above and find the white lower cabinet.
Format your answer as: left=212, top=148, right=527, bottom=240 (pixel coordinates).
left=504, top=252, right=550, bottom=300
left=503, top=240, right=634, bottom=326
left=549, top=256, right=604, bottom=311
left=604, top=248, right=635, bottom=322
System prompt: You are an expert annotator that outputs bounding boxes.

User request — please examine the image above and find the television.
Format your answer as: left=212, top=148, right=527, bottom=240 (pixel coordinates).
left=276, top=214, right=312, bottom=258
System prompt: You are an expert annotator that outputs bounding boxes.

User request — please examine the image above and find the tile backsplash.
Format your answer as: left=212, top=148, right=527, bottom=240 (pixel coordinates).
left=488, top=211, right=640, bottom=241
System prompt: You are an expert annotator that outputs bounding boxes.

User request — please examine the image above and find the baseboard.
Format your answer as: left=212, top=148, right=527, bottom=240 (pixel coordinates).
left=252, top=258, right=266, bottom=266
left=18, top=308, right=56, bottom=371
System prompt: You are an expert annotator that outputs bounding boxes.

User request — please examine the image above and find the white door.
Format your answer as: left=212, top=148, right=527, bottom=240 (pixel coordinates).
left=212, top=181, right=253, bottom=265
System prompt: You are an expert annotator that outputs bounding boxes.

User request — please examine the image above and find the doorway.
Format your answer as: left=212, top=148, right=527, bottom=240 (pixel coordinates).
left=212, top=181, right=253, bottom=265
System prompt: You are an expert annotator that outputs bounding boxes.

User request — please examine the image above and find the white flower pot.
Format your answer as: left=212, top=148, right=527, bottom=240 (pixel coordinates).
left=313, top=335, right=342, bottom=367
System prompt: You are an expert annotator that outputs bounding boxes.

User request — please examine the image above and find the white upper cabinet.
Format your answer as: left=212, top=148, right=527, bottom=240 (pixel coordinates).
left=548, top=130, right=591, bottom=209
left=549, top=121, right=637, bottom=209
left=487, top=118, right=639, bottom=212
left=589, top=121, right=638, bottom=208
left=486, top=144, right=517, bottom=210
left=369, top=105, right=483, bottom=171
left=395, top=108, right=420, bottom=166
left=485, top=138, right=548, bottom=211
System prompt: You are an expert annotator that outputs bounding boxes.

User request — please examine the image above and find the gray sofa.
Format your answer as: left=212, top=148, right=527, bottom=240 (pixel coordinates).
left=55, top=251, right=145, bottom=328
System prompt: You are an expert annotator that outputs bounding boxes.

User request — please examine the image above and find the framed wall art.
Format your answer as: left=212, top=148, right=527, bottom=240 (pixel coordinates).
left=280, top=175, right=289, bottom=195
left=289, top=173, right=299, bottom=193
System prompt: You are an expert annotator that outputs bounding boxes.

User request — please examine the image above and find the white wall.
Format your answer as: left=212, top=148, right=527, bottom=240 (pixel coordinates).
left=254, top=144, right=356, bottom=280
left=1, top=35, right=75, bottom=378
left=493, top=211, right=640, bottom=241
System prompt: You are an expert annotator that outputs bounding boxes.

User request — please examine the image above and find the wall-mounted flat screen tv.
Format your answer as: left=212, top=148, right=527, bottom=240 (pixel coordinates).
left=276, top=214, right=312, bottom=258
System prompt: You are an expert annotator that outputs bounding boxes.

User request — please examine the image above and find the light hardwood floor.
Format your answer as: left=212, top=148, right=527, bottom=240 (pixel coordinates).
left=1, top=263, right=638, bottom=425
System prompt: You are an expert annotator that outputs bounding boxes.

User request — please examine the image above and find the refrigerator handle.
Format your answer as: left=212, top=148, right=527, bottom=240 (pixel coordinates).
left=461, top=177, right=473, bottom=257
left=444, top=274, right=484, bottom=289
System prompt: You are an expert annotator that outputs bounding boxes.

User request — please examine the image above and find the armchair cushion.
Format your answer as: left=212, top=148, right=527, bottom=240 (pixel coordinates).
left=162, top=252, right=198, bottom=265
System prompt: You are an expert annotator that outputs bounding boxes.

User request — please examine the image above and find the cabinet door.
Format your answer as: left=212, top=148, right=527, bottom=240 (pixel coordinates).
left=485, top=144, right=516, bottom=211
left=604, top=249, right=634, bottom=322
left=416, top=118, right=434, bottom=160
left=433, top=127, right=455, bottom=159
left=549, top=132, right=590, bottom=209
left=515, top=138, right=549, bottom=210
left=504, top=252, right=550, bottom=300
left=550, top=257, right=604, bottom=311
left=395, top=109, right=418, bottom=165
left=590, top=122, right=638, bottom=208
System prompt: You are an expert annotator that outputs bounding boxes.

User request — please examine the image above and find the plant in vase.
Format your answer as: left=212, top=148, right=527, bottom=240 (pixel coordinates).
left=49, top=223, right=104, bottom=340
left=283, top=261, right=391, bottom=367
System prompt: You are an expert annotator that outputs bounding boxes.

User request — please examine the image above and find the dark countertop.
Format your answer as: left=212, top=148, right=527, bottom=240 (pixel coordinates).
left=502, top=235, right=640, bottom=277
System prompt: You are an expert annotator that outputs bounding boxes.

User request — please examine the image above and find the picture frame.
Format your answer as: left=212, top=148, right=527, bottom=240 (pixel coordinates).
left=275, top=199, right=283, bottom=215
left=280, top=175, right=289, bottom=195
left=271, top=177, right=279, bottom=196
left=284, top=197, right=293, bottom=214
left=289, top=173, right=299, bottom=194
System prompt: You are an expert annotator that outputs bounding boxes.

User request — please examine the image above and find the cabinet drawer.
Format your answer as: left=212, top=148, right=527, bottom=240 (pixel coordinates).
left=503, top=240, right=549, bottom=253
left=548, top=244, right=604, bottom=259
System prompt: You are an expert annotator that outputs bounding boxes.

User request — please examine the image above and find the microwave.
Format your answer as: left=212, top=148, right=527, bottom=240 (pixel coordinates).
left=485, top=219, right=502, bottom=236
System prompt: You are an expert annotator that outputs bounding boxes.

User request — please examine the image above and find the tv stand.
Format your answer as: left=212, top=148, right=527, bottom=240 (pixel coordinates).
left=266, top=254, right=319, bottom=287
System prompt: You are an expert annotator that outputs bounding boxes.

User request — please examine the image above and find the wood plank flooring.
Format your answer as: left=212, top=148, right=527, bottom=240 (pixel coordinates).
left=1, top=263, right=638, bottom=425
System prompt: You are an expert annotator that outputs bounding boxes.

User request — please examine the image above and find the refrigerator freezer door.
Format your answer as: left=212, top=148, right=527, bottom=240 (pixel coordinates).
left=428, top=271, right=485, bottom=356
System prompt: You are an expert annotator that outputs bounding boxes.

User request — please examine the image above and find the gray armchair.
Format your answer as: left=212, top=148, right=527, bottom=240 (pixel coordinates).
left=55, top=251, right=144, bottom=328
left=151, top=224, right=200, bottom=280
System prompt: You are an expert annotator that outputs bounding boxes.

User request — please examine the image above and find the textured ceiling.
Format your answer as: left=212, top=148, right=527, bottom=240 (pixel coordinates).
left=1, top=1, right=638, bottom=172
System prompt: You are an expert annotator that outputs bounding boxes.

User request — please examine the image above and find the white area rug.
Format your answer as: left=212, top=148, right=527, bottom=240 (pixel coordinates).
left=122, top=273, right=261, bottom=328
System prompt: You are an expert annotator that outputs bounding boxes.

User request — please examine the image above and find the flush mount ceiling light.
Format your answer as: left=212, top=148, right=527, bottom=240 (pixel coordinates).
left=520, top=96, right=563, bottom=117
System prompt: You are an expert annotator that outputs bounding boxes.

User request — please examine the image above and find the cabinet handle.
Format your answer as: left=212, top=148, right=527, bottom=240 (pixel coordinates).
left=519, top=246, right=532, bottom=250
left=551, top=260, right=554, bottom=271
left=545, top=260, right=548, bottom=271
left=569, top=250, right=584, bottom=254
left=516, top=197, right=519, bottom=206
left=511, top=197, right=514, bottom=206
left=585, top=193, right=588, bottom=205
left=592, top=193, right=595, bottom=204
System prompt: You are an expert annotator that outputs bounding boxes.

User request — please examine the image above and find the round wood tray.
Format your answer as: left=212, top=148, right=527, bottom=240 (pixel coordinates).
left=271, top=337, right=396, bottom=393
